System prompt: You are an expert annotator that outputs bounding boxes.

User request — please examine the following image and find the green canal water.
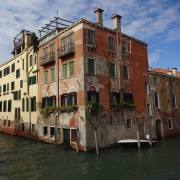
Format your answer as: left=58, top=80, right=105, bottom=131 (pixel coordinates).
left=0, top=134, right=180, bottom=180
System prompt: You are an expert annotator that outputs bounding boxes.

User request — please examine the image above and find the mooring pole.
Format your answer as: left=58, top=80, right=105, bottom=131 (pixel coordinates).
left=94, top=129, right=99, bottom=156
left=137, top=127, right=141, bottom=150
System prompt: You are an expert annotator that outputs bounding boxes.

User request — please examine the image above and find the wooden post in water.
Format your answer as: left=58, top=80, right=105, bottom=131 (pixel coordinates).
left=94, top=129, right=99, bottom=156
left=137, top=127, right=141, bottom=150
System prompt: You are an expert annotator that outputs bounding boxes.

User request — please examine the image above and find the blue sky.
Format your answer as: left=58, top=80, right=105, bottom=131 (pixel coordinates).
left=0, top=0, right=179, bottom=69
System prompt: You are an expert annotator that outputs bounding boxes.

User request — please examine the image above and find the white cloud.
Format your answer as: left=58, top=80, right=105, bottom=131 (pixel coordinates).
left=0, top=0, right=179, bottom=64
left=148, top=49, right=161, bottom=65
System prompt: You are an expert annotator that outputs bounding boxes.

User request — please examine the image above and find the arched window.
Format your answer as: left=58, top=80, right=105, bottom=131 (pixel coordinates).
left=87, top=86, right=99, bottom=103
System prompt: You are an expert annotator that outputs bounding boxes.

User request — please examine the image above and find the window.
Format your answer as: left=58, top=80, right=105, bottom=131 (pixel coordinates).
left=109, top=63, right=116, bottom=78
left=11, top=82, right=15, bottom=91
left=44, top=47, right=48, bottom=61
left=61, top=92, right=77, bottom=106
left=8, top=120, right=10, bottom=127
left=44, top=71, right=48, bottom=84
left=11, top=63, right=15, bottom=72
left=69, top=92, right=77, bottom=105
left=108, top=36, right=115, bottom=51
left=43, top=126, right=48, bottom=136
left=51, top=68, right=55, bottom=82
left=172, top=94, right=177, bottom=109
left=63, top=62, right=74, bottom=78
left=3, top=84, right=6, bottom=93
left=0, top=86, right=1, bottom=94
left=34, top=56, right=37, bottom=64
left=22, top=98, right=25, bottom=112
left=87, top=91, right=99, bottom=103
left=123, top=93, right=133, bottom=104
left=29, top=55, right=33, bottom=66
left=168, top=118, right=173, bottom=129
left=4, top=66, right=10, bottom=76
left=87, top=29, right=95, bottom=45
left=123, top=65, right=129, bottom=80
left=0, top=71, right=2, bottom=78
left=32, top=124, right=35, bottom=132
left=8, top=100, right=11, bottom=112
left=69, top=62, right=74, bottom=76
left=61, top=94, right=69, bottom=106
left=126, top=119, right=132, bottom=128
left=50, top=127, right=55, bottom=137
left=87, top=58, right=95, bottom=74
left=42, top=96, right=56, bottom=108
left=31, top=97, right=36, bottom=112
left=26, top=98, right=29, bottom=112
left=0, top=101, right=2, bottom=112
left=50, top=43, right=55, bottom=53
left=61, top=34, right=74, bottom=55
left=20, top=80, right=23, bottom=88
left=3, top=101, right=7, bottom=112
left=4, top=120, right=6, bottom=126
left=178, top=120, right=180, bottom=128
left=111, top=92, right=120, bottom=104
left=22, top=123, right=25, bottom=132
left=7, top=83, right=9, bottom=92
left=16, top=69, right=20, bottom=78
left=22, top=59, right=24, bottom=70
left=154, top=92, right=160, bottom=108
left=122, top=40, right=129, bottom=54
left=29, top=76, right=36, bottom=85
left=63, top=64, right=68, bottom=78
left=13, top=91, right=21, bottom=100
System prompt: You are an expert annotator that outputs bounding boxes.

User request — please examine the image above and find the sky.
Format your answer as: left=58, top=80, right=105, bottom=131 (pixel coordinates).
left=0, top=0, right=179, bottom=69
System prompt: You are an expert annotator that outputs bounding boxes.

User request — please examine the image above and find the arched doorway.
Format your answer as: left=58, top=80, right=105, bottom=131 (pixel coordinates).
left=156, top=119, right=163, bottom=139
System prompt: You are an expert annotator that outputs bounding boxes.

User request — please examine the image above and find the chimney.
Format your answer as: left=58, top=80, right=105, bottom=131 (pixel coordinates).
left=94, top=8, right=104, bottom=27
left=172, top=68, right=177, bottom=76
left=112, top=14, right=122, bottom=32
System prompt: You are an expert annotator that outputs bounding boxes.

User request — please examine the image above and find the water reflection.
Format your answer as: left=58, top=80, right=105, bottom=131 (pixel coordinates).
left=0, top=134, right=180, bottom=180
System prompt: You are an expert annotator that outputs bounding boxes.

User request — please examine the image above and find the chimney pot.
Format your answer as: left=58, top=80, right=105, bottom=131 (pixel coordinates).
left=111, top=14, right=122, bottom=32
left=94, top=8, right=104, bottom=27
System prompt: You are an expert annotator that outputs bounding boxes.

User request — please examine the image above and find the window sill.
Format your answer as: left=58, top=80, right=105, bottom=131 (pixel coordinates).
left=87, top=43, right=96, bottom=48
left=86, top=73, right=97, bottom=76
left=61, top=75, right=75, bottom=80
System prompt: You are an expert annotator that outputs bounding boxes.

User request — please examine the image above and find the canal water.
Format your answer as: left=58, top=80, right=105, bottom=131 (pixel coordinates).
left=0, top=134, right=180, bottom=180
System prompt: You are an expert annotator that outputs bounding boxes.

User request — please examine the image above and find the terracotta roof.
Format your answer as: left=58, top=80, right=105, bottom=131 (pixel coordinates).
left=150, top=68, right=180, bottom=78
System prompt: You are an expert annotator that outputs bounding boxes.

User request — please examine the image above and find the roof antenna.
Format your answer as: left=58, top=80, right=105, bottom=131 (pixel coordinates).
left=57, top=10, right=59, bottom=17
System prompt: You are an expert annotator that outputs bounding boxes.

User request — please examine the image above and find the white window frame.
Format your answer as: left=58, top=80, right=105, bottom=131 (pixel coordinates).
left=62, top=61, right=75, bottom=78
left=87, top=58, right=96, bottom=75
left=87, top=29, right=95, bottom=45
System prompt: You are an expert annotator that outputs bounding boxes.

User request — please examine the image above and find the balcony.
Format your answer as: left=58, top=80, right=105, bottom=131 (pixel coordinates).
left=39, top=52, right=56, bottom=66
left=59, top=42, right=75, bottom=59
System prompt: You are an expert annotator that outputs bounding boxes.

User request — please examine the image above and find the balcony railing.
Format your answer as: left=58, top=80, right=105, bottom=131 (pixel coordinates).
left=39, top=52, right=56, bottom=66
left=59, top=42, right=75, bottom=59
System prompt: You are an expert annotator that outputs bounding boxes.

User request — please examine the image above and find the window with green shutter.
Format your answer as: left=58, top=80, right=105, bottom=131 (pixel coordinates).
left=44, top=71, right=48, bottom=83
left=69, top=62, right=74, bottom=76
left=51, top=68, right=55, bottom=82
left=88, top=58, right=95, bottom=74
left=63, top=64, right=68, bottom=78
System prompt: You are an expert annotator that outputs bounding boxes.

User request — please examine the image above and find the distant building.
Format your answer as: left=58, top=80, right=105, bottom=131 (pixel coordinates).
left=148, top=68, right=180, bottom=138
left=0, top=30, right=39, bottom=137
